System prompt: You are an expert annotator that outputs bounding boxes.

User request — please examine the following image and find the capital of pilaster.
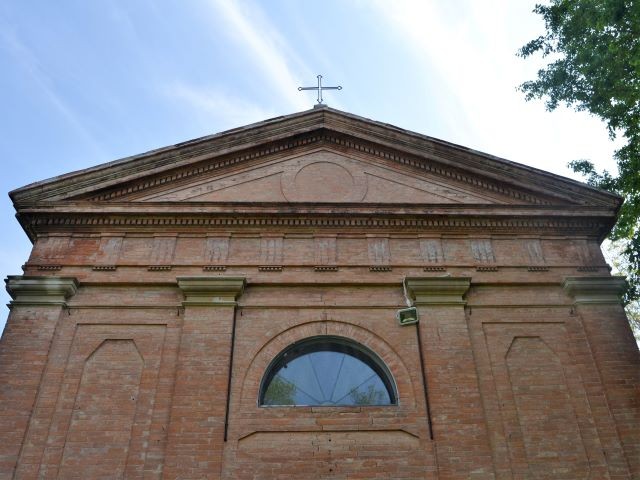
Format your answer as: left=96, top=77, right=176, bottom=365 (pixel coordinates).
left=5, top=276, right=79, bottom=307
left=563, top=276, right=626, bottom=305
left=405, top=277, right=471, bottom=306
left=177, top=276, right=246, bottom=306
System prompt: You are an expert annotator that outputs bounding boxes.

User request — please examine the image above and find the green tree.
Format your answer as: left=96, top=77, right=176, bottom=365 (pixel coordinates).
left=518, top=0, right=640, bottom=309
left=604, top=240, right=640, bottom=343
left=263, top=376, right=296, bottom=405
left=349, top=384, right=386, bottom=405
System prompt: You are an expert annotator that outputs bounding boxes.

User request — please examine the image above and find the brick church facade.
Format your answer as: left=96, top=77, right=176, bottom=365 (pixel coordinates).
left=2, top=107, right=639, bottom=479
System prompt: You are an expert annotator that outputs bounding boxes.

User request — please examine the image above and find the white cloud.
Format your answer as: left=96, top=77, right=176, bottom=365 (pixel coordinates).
left=166, top=82, right=278, bottom=127
left=366, top=0, right=619, bottom=178
left=206, top=0, right=313, bottom=112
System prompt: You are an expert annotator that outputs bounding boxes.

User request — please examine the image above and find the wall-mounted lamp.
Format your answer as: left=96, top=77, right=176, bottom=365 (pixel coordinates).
left=396, top=306, right=418, bottom=326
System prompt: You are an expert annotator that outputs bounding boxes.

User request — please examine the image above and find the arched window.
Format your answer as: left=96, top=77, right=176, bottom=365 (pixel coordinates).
left=259, top=336, right=397, bottom=406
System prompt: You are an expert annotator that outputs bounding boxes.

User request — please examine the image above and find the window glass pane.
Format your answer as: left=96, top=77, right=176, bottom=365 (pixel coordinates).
left=349, top=375, right=390, bottom=405
left=261, top=338, right=395, bottom=406
left=308, top=351, right=342, bottom=399
left=330, top=354, right=378, bottom=403
left=278, top=355, right=323, bottom=402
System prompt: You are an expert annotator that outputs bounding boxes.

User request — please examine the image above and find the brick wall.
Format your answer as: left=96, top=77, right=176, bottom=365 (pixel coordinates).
left=1, top=233, right=638, bottom=479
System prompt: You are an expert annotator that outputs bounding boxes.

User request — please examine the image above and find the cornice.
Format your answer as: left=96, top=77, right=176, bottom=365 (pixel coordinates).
left=9, top=108, right=622, bottom=251
left=177, top=276, right=246, bottom=306
left=76, top=132, right=573, bottom=206
left=17, top=209, right=612, bottom=242
left=88, top=132, right=325, bottom=202
left=320, top=112, right=620, bottom=207
left=10, top=114, right=620, bottom=210
left=10, top=111, right=327, bottom=204
left=15, top=201, right=618, bottom=215
left=405, top=277, right=471, bottom=305
left=80, top=129, right=602, bottom=205
left=563, top=276, right=626, bottom=304
left=5, top=275, right=79, bottom=307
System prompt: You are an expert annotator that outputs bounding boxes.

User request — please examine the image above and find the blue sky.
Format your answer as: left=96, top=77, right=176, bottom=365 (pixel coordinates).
left=0, top=1, right=620, bottom=330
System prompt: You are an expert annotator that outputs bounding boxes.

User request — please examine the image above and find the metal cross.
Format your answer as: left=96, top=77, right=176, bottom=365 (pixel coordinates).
left=298, top=75, right=342, bottom=106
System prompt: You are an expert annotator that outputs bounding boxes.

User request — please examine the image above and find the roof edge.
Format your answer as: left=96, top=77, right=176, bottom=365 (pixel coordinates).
left=9, top=106, right=622, bottom=210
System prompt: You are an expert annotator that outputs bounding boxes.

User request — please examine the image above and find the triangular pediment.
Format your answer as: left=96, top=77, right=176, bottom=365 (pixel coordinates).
left=10, top=107, right=620, bottom=212
left=130, top=149, right=515, bottom=205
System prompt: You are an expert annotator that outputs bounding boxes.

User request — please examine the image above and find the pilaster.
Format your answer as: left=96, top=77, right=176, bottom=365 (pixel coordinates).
left=177, top=276, right=246, bottom=306
left=405, top=277, right=470, bottom=306
left=405, top=277, right=496, bottom=479
left=164, top=276, right=246, bottom=479
left=6, top=275, right=78, bottom=307
left=564, top=276, right=639, bottom=478
left=1, top=276, right=78, bottom=478
left=563, top=276, right=626, bottom=304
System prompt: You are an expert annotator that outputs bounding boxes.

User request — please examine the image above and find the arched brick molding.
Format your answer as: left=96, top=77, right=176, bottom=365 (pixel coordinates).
left=222, top=319, right=434, bottom=479
left=237, top=319, right=418, bottom=410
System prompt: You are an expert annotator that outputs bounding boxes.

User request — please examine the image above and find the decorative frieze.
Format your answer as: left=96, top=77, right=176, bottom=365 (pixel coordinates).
left=260, top=236, right=283, bottom=265
left=525, top=238, right=545, bottom=265
left=92, top=265, right=117, bottom=271
left=149, top=236, right=177, bottom=265
left=577, top=266, right=599, bottom=272
left=37, top=265, right=62, bottom=271
left=315, top=236, right=337, bottom=265
left=94, top=236, right=123, bottom=266
left=369, top=266, right=392, bottom=272
left=471, top=239, right=495, bottom=264
left=476, top=266, right=499, bottom=272
left=420, top=238, right=444, bottom=264
left=368, top=237, right=391, bottom=266
left=423, top=266, right=446, bottom=272
left=575, top=239, right=597, bottom=264
left=314, top=266, right=338, bottom=272
left=23, top=214, right=610, bottom=240
left=205, top=236, right=230, bottom=264
left=36, top=236, right=70, bottom=261
left=22, top=233, right=613, bottom=271
left=203, top=265, right=227, bottom=272
left=527, top=266, right=549, bottom=272
left=147, top=265, right=172, bottom=271
left=258, top=266, right=283, bottom=272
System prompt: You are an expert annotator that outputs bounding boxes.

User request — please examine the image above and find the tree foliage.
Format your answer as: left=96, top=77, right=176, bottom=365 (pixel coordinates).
left=263, top=376, right=296, bottom=405
left=604, top=240, right=640, bottom=342
left=519, top=0, right=640, bottom=304
left=349, top=384, right=387, bottom=405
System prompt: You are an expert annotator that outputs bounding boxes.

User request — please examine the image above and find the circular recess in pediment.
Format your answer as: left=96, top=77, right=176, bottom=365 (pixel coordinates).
left=281, top=152, right=367, bottom=202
